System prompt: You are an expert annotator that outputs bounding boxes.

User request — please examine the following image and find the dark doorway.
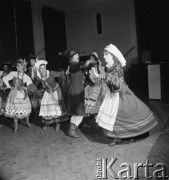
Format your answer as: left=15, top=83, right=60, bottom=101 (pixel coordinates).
left=42, top=6, right=67, bottom=70
left=0, top=0, right=17, bottom=63
left=0, top=0, right=34, bottom=64
left=15, top=0, right=35, bottom=58
left=134, top=0, right=169, bottom=63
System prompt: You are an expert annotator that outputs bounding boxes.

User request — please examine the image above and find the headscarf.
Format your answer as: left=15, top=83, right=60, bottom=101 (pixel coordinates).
left=104, top=44, right=126, bottom=67
left=35, top=60, right=48, bottom=78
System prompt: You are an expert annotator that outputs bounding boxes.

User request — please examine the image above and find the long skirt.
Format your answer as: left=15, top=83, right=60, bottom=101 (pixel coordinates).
left=96, top=91, right=119, bottom=131
left=96, top=84, right=158, bottom=138
left=39, top=88, right=65, bottom=123
left=85, top=84, right=105, bottom=115
left=4, top=89, right=31, bottom=119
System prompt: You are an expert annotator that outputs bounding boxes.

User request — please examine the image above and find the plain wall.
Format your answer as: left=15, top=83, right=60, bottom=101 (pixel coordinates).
left=30, top=0, right=138, bottom=68
left=65, top=0, right=138, bottom=67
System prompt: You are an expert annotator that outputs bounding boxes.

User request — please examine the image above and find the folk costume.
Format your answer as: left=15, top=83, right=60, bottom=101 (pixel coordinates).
left=66, top=49, right=90, bottom=138
left=35, top=60, right=66, bottom=129
left=96, top=44, right=158, bottom=144
left=84, top=52, right=106, bottom=115
left=2, top=59, right=36, bottom=132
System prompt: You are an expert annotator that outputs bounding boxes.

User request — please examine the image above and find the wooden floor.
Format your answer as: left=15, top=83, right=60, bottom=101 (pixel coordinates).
left=0, top=98, right=169, bottom=180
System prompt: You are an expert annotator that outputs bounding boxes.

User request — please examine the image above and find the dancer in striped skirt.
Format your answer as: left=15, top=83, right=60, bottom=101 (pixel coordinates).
left=96, top=44, right=158, bottom=145
left=2, top=59, right=36, bottom=133
left=35, top=60, right=66, bottom=131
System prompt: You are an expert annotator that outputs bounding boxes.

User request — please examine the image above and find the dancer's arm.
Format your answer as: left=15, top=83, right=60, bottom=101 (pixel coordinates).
left=70, top=60, right=90, bottom=73
left=24, top=75, right=38, bottom=95
left=2, top=71, right=15, bottom=88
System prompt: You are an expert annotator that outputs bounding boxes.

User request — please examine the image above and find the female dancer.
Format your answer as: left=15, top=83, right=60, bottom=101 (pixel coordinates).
left=35, top=60, right=66, bottom=131
left=3, top=59, right=35, bottom=132
left=96, top=44, right=158, bottom=145
left=84, top=52, right=106, bottom=116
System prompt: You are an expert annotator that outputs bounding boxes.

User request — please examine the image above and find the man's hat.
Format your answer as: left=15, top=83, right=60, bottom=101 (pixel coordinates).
left=66, top=49, right=79, bottom=59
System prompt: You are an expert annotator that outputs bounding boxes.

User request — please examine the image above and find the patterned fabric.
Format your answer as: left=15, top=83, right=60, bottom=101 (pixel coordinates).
left=70, top=116, right=83, bottom=127
left=4, top=89, right=31, bottom=119
left=37, top=70, right=62, bottom=93
left=2, top=71, right=33, bottom=119
left=85, top=85, right=102, bottom=114
left=105, top=63, right=124, bottom=92
left=39, top=86, right=63, bottom=120
left=97, top=63, right=158, bottom=138
left=85, top=65, right=106, bottom=115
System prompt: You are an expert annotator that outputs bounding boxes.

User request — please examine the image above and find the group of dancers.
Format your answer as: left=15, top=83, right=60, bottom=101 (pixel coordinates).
left=0, top=44, right=158, bottom=146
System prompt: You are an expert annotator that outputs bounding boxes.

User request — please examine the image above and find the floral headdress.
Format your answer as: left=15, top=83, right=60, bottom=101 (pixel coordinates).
left=15, top=58, right=28, bottom=72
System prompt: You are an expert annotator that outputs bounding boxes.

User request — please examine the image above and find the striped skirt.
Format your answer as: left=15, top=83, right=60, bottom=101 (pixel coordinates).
left=4, top=89, right=31, bottom=119
left=96, top=84, right=158, bottom=138
left=39, top=89, right=63, bottom=121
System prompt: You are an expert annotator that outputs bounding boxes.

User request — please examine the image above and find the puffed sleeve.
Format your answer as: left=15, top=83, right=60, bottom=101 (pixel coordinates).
left=2, top=71, right=16, bottom=88
left=24, top=74, right=33, bottom=86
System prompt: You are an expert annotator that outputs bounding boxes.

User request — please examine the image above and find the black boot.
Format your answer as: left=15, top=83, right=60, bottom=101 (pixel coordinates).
left=68, top=123, right=80, bottom=138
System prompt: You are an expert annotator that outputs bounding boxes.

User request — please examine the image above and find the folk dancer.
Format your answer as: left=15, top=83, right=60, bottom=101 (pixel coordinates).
left=3, top=59, right=37, bottom=133
left=35, top=60, right=67, bottom=131
left=96, top=44, right=158, bottom=145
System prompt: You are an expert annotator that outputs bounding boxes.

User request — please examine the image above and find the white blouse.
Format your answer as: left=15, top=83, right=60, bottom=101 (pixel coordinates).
left=3, top=71, right=32, bottom=88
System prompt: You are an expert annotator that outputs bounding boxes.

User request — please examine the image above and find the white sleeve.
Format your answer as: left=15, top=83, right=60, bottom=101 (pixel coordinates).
left=24, top=74, right=33, bottom=86
left=2, top=71, right=16, bottom=88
